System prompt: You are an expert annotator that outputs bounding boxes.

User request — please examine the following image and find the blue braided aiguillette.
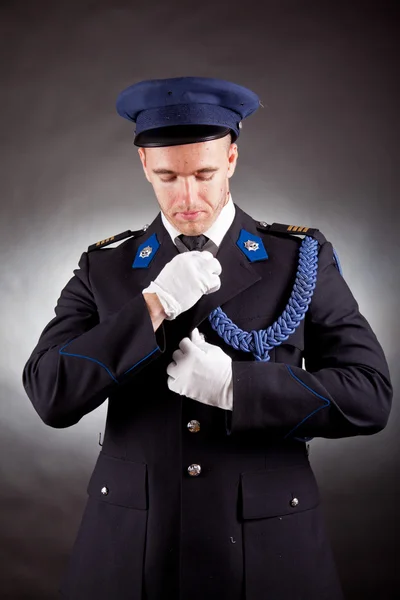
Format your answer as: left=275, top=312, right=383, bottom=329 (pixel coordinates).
left=208, top=236, right=319, bottom=362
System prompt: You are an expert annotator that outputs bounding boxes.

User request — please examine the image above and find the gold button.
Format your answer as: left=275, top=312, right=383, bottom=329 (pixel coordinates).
left=188, top=464, right=201, bottom=477
left=290, top=497, right=299, bottom=507
left=187, top=420, right=200, bottom=433
left=101, top=486, right=109, bottom=496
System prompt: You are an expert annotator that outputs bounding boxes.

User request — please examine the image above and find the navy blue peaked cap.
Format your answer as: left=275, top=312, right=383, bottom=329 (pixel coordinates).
left=116, top=76, right=260, bottom=147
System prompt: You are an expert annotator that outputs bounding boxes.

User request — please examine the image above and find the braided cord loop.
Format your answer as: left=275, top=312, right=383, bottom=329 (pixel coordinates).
left=208, top=236, right=319, bottom=361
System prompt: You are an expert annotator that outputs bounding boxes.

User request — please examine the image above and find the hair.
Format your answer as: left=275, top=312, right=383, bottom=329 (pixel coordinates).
left=223, top=131, right=233, bottom=153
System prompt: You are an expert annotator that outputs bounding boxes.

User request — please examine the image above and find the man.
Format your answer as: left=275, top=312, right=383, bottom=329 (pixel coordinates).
left=23, top=77, right=392, bottom=600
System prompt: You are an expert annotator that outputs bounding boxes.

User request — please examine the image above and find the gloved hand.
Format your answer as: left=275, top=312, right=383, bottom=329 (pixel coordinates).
left=142, top=251, right=221, bottom=320
left=167, top=328, right=233, bottom=410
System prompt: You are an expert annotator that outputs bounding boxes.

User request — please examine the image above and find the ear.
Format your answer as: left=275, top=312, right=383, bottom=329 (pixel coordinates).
left=227, top=143, right=238, bottom=179
left=138, top=148, right=151, bottom=183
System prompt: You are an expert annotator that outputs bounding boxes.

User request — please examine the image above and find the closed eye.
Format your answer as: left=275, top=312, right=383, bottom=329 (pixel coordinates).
left=160, top=175, right=214, bottom=183
left=196, top=175, right=214, bottom=181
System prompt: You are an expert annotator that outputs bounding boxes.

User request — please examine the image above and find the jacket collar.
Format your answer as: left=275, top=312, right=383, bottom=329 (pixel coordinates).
left=160, top=193, right=236, bottom=248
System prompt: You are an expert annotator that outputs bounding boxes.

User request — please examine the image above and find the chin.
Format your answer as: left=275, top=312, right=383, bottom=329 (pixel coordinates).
left=173, top=216, right=210, bottom=235
left=179, top=223, right=206, bottom=235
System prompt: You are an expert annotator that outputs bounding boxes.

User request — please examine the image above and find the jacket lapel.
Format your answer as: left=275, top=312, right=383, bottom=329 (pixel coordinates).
left=177, top=205, right=265, bottom=332
left=130, top=213, right=179, bottom=290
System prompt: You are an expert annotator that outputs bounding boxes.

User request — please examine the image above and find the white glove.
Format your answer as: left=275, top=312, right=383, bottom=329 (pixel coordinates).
left=142, top=251, right=221, bottom=320
left=167, top=328, right=233, bottom=410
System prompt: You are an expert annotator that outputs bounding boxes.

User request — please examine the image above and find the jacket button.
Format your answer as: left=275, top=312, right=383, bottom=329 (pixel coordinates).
left=187, top=420, right=200, bottom=433
left=290, top=497, right=299, bottom=507
left=188, top=464, right=202, bottom=477
left=101, top=486, right=109, bottom=496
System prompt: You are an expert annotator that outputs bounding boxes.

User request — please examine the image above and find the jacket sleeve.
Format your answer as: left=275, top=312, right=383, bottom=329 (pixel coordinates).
left=227, top=239, right=393, bottom=439
left=22, top=251, right=165, bottom=428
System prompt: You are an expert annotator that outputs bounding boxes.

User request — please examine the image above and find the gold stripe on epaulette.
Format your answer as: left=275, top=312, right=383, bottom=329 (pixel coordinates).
left=96, top=236, right=115, bottom=247
left=287, top=225, right=309, bottom=233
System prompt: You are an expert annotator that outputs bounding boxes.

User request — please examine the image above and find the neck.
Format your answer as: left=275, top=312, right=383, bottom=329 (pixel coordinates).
left=161, top=193, right=236, bottom=247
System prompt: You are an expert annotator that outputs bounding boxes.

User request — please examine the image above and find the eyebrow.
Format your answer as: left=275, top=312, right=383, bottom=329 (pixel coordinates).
left=151, top=166, right=219, bottom=175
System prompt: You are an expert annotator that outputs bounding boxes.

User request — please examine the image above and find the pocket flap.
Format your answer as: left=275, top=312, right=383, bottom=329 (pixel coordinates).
left=280, top=326, right=304, bottom=352
left=241, top=465, right=320, bottom=520
left=87, top=453, right=148, bottom=510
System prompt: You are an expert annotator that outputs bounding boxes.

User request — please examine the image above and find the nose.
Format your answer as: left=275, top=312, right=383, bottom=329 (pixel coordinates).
left=180, top=177, right=196, bottom=207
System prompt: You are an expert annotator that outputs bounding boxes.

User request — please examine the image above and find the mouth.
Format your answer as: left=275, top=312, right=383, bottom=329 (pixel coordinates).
left=176, top=211, right=203, bottom=221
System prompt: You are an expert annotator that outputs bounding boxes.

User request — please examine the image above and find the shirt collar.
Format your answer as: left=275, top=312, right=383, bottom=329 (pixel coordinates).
left=160, top=193, right=236, bottom=247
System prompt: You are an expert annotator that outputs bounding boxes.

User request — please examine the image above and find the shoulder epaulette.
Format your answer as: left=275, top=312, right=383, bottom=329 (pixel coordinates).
left=256, top=221, right=327, bottom=246
left=256, top=221, right=343, bottom=274
left=87, top=226, right=148, bottom=252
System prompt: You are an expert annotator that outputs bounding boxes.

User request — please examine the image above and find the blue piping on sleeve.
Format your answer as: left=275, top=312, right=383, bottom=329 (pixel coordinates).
left=123, top=347, right=159, bottom=375
left=59, top=342, right=159, bottom=383
left=284, top=365, right=331, bottom=439
left=333, top=247, right=343, bottom=276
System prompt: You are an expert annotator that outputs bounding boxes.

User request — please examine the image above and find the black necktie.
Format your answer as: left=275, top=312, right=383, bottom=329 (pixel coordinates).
left=178, top=234, right=209, bottom=251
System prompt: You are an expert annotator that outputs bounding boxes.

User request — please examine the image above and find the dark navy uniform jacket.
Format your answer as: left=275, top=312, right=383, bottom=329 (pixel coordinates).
left=23, top=204, right=392, bottom=600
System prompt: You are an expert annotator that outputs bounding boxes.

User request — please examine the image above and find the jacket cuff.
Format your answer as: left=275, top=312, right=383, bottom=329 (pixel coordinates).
left=229, top=361, right=328, bottom=437
left=60, top=293, right=164, bottom=382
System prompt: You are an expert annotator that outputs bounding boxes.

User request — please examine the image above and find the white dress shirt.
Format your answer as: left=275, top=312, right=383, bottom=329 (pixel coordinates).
left=161, top=193, right=236, bottom=250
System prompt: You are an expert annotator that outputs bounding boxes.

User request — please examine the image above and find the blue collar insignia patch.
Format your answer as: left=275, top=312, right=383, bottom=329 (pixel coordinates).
left=236, top=229, right=268, bottom=262
left=132, top=233, right=160, bottom=268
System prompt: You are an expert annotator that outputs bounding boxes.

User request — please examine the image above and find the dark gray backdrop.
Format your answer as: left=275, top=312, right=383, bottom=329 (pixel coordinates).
left=0, top=1, right=398, bottom=598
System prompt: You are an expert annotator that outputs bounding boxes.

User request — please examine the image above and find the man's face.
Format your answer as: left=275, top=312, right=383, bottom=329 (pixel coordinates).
left=138, top=135, right=238, bottom=236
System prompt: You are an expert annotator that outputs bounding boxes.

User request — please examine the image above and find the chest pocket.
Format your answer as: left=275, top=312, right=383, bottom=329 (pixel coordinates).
left=240, top=463, right=319, bottom=520
left=87, top=452, right=148, bottom=510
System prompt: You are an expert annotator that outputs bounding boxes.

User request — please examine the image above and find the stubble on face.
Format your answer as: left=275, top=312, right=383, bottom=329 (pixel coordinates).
left=139, top=135, right=237, bottom=236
